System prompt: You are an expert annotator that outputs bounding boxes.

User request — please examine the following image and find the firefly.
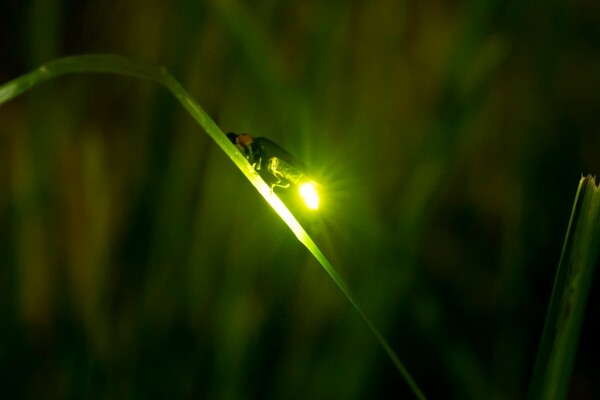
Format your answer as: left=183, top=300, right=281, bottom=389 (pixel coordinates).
left=227, top=132, right=320, bottom=210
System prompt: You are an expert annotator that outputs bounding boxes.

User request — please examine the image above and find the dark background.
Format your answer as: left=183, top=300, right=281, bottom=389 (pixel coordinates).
left=1, top=1, right=599, bottom=398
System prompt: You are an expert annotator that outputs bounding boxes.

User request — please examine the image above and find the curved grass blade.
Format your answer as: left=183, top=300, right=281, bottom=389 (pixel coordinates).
left=0, top=55, right=426, bottom=399
left=527, top=175, right=600, bottom=400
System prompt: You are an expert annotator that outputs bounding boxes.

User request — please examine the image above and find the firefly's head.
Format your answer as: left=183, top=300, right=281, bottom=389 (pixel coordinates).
left=227, top=132, right=254, bottom=147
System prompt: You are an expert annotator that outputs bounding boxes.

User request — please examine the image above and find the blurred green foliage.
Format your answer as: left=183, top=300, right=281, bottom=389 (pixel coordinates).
left=0, top=0, right=598, bottom=398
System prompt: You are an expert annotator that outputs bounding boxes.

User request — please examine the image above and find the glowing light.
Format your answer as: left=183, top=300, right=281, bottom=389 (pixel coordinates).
left=299, top=181, right=319, bottom=210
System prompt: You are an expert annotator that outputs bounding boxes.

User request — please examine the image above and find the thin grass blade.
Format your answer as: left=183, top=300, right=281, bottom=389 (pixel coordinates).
left=0, top=55, right=426, bottom=399
left=528, top=175, right=600, bottom=400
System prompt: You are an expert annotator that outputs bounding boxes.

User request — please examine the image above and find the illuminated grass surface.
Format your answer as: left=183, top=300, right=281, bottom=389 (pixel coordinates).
left=0, top=55, right=426, bottom=400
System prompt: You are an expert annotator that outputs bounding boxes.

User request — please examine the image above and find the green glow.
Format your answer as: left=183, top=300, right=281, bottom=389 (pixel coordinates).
left=0, top=55, right=426, bottom=400
left=299, top=181, right=319, bottom=210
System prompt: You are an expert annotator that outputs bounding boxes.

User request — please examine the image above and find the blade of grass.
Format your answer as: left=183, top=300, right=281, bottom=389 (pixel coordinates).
left=527, top=175, right=600, bottom=400
left=0, top=55, right=426, bottom=399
